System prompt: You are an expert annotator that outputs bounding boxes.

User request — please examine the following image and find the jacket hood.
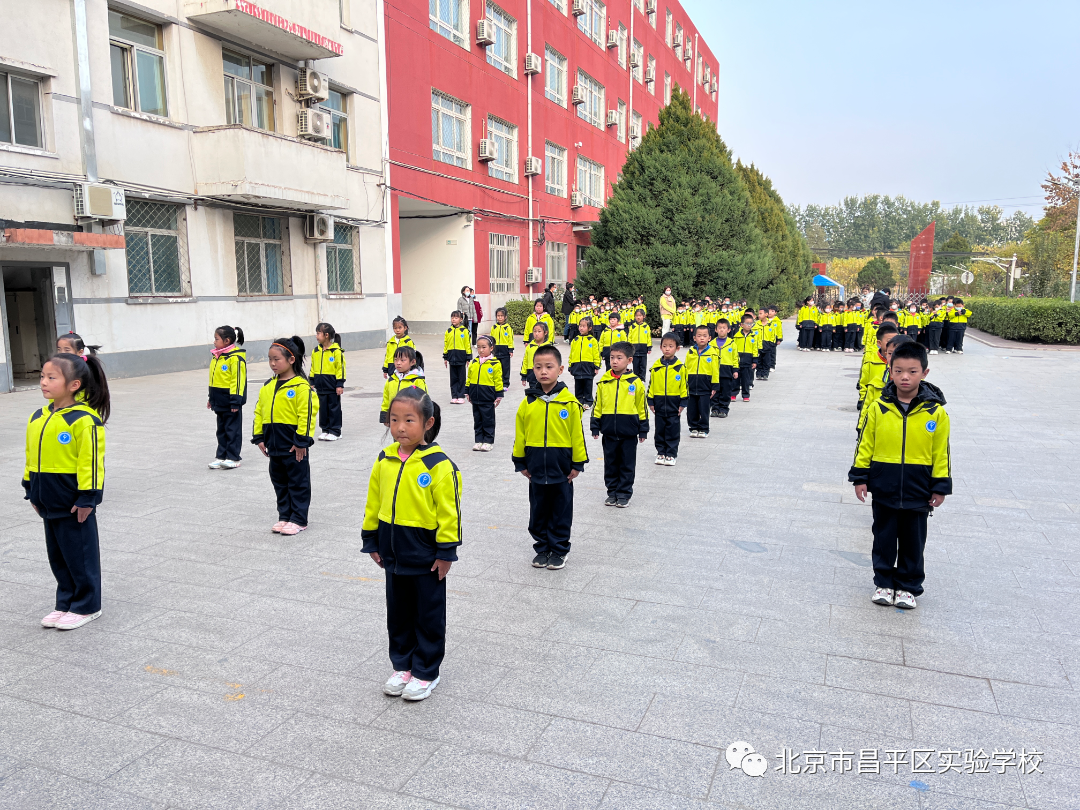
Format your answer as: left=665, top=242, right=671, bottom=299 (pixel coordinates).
left=396, top=367, right=426, bottom=379
left=384, top=441, right=443, bottom=460
left=524, top=380, right=571, bottom=401
left=881, top=379, right=946, bottom=407
left=598, top=370, right=641, bottom=384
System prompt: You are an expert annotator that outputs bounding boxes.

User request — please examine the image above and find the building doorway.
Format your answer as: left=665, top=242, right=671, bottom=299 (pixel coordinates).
left=2, top=265, right=71, bottom=390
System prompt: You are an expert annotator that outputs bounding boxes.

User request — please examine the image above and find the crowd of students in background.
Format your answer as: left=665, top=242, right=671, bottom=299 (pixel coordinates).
left=796, top=295, right=972, bottom=356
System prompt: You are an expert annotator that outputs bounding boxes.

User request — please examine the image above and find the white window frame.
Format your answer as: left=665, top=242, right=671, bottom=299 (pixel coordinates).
left=485, top=1, right=517, bottom=77
left=234, top=214, right=289, bottom=296
left=576, top=155, right=604, bottom=207
left=430, top=0, right=468, bottom=47
left=487, top=115, right=517, bottom=183
left=675, top=22, right=683, bottom=59
left=108, top=10, right=168, bottom=118
left=647, top=55, right=656, bottom=94
left=617, top=23, right=627, bottom=68
left=545, top=46, right=566, bottom=106
left=548, top=0, right=566, bottom=11
left=545, top=141, right=566, bottom=196
left=546, top=242, right=567, bottom=284
left=631, top=39, right=643, bottom=83
left=631, top=110, right=642, bottom=149
left=319, top=88, right=350, bottom=159
left=432, top=89, right=470, bottom=168
left=222, top=49, right=275, bottom=131
left=617, top=99, right=626, bottom=143
left=326, top=222, right=361, bottom=294
left=0, top=71, right=43, bottom=149
left=664, top=71, right=671, bottom=104
left=576, top=0, right=605, bottom=47
left=489, top=233, right=519, bottom=294
left=575, top=69, right=604, bottom=129
left=124, top=199, right=189, bottom=297
left=665, top=9, right=672, bottom=45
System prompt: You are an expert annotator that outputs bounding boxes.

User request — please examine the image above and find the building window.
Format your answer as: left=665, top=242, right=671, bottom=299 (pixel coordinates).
left=234, top=214, right=286, bottom=296
left=665, top=9, right=672, bottom=44
left=633, top=0, right=643, bottom=10
left=576, top=0, right=605, bottom=47
left=631, top=39, right=643, bottom=83
left=546, top=242, right=567, bottom=284
left=545, top=46, right=566, bottom=106
left=576, top=244, right=589, bottom=270
left=575, top=69, right=604, bottom=129
left=430, top=0, right=468, bottom=46
left=487, top=116, right=516, bottom=183
left=489, top=233, right=519, bottom=294
left=664, top=72, right=671, bottom=104
left=327, top=223, right=360, bottom=294
left=577, top=156, right=604, bottom=207
left=648, top=7, right=656, bottom=27
left=697, top=54, right=703, bottom=83
left=432, top=90, right=469, bottom=168
left=125, top=199, right=187, bottom=296
left=485, top=2, right=516, bottom=77
left=320, top=89, right=349, bottom=158
left=630, top=110, right=643, bottom=148
left=617, top=23, right=627, bottom=68
left=617, top=99, right=626, bottom=143
left=548, top=0, right=566, bottom=12
left=0, top=72, right=42, bottom=148
left=675, top=23, right=683, bottom=59
left=647, top=55, right=656, bottom=93
left=223, top=50, right=274, bottom=131
left=108, top=11, right=167, bottom=117
left=545, top=141, right=566, bottom=196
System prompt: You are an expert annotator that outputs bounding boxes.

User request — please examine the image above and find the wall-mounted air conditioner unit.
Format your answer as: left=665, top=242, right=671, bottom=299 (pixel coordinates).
left=73, top=183, right=126, bottom=221
left=572, top=0, right=587, bottom=16
left=476, top=19, right=495, bottom=46
left=478, top=138, right=498, bottom=161
left=629, top=124, right=640, bottom=139
left=298, top=109, right=331, bottom=140
left=644, top=66, right=655, bottom=83
left=672, top=31, right=682, bottom=47
left=305, top=213, right=334, bottom=242
left=524, top=156, right=542, bottom=175
left=571, top=84, right=587, bottom=105
left=525, top=266, right=543, bottom=284
left=524, top=52, right=542, bottom=74
left=570, top=191, right=584, bottom=208
left=297, top=68, right=330, bottom=102
left=711, top=77, right=718, bottom=93
left=629, top=52, right=640, bottom=67
left=605, top=110, right=619, bottom=126
left=645, top=0, right=656, bottom=12
left=606, top=30, right=619, bottom=48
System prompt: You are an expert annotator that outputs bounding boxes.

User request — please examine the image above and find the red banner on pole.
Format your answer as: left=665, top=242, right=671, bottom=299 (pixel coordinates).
left=908, top=222, right=935, bottom=295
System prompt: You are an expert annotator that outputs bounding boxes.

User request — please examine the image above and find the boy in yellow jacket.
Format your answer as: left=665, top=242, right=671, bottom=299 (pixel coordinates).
left=591, top=342, right=649, bottom=507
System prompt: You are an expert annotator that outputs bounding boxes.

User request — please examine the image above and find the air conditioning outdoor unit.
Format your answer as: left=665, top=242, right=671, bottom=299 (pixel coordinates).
left=525, top=266, right=543, bottom=284
left=298, top=109, right=331, bottom=140
left=297, top=68, right=330, bottom=102
left=644, top=66, right=655, bottom=83
left=605, top=110, right=619, bottom=126
left=645, top=0, right=656, bottom=12
left=524, top=156, right=542, bottom=175
left=571, top=84, right=586, bottom=105
left=524, top=52, right=542, bottom=74
left=476, top=19, right=495, bottom=46
left=570, top=190, right=584, bottom=208
left=606, top=30, right=619, bottom=48
left=571, top=0, right=587, bottom=16
left=478, top=138, right=498, bottom=161
left=629, top=52, right=640, bottom=67
left=629, top=124, right=640, bottom=139
left=672, top=31, right=682, bottom=47
left=711, top=77, right=718, bottom=93
left=305, top=213, right=334, bottom=242
left=73, top=183, right=126, bottom=221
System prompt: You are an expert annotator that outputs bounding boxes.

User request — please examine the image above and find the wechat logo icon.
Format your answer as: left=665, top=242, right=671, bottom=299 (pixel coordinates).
left=727, top=741, right=767, bottom=777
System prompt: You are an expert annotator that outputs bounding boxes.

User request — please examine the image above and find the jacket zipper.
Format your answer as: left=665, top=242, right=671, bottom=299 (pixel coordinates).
left=388, top=457, right=408, bottom=561
left=543, top=399, right=550, bottom=481
left=36, top=408, right=58, bottom=474
left=899, top=406, right=909, bottom=509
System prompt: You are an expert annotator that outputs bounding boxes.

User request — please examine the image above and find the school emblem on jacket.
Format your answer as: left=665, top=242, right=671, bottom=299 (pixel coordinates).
left=286, top=389, right=296, bottom=398
left=57, top=431, right=72, bottom=445
left=559, top=409, right=569, bottom=419
left=675, top=374, right=681, bottom=381
left=220, top=364, right=227, bottom=371
left=417, top=472, right=432, bottom=488
left=328, top=356, right=335, bottom=363
left=628, top=384, right=636, bottom=392
left=705, top=357, right=712, bottom=362
left=925, top=420, right=937, bottom=433
left=487, top=366, right=494, bottom=374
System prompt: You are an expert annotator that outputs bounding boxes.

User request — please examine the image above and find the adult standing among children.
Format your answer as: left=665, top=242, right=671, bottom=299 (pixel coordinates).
left=541, top=283, right=558, bottom=319
left=659, top=286, right=676, bottom=334
left=561, top=282, right=577, bottom=342
left=457, top=287, right=476, bottom=345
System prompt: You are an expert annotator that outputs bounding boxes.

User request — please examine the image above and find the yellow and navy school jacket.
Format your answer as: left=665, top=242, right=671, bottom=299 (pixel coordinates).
left=949, top=306, right=970, bottom=324
left=849, top=381, right=952, bottom=511
left=384, top=333, right=416, bottom=374
left=251, top=375, right=319, bottom=454
left=591, top=371, right=649, bottom=439
left=796, top=305, right=818, bottom=327
left=713, top=336, right=739, bottom=376
left=380, top=370, right=428, bottom=423
left=208, top=346, right=247, bottom=411
left=647, top=356, right=688, bottom=410
left=466, top=356, right=504, bottom=402
left=819, top=311, right=836, bottom=327
left=23, top=402, right=105, bottom=517
left=490, top=323, right=515, bottom=358
left=310, top=342, right=346, bottom=393
left=443, top=325, right=472, bottom=365
left=684, top=344, right=720, bottom=394
left=769, top=315, right=784, bottom=342
left=568, top=333, right=601, bottom=378
left=627, top=322, right=652, bottom=354
left=929, top=308, right=946, bottom=325
left=520, top=341, right=542, bottom=380
left=512, top=381, right=589, bottom=484
left=857, top=349, right=888, bottom=404
left=361, top=442, right=462, bottom=574
left=731, top=328, right=760, bottom=366
left=863, top=320, right=881, bottom=354
left=523, top=312, right=556, bottom=345
left=757, top=319, right=778, bottom=344
left=599, top=326, right=627, bottom=355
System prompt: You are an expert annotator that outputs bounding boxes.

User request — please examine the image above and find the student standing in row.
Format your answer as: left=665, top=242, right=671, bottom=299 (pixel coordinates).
left=599, top=313, right=626, bottom=371
left=568, top=317, right=601, bottom=409
left=711, top=319, right=739, bottom=417
left=465, top=336, right=503, bottom=452
left=443, top=311, right=472, bottom=404
left=591, top=342, right=649, bottom=507
left=627, top=309, right=652, bottom=378
left=311, top=323, right=345, bottom=441
left=26, top=353, right=110, bottom=631
left=523, top=299, right=556, bottom=346
left=207, top=325, right=247, bottom=470
left=731, top=314, right=759, bottom=403
left=383, top=317, right=414, bottom=378
left=490, top=308, right=515, bottom=388
left=684, top=325, right=719, bottom=438
left=647, top=333, right=686, bottom=466
left=380, top=347, right=427, bottom=424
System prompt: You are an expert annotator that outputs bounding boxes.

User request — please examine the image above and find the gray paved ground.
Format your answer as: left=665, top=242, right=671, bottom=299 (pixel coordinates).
left=1, top=327, right=1080, bottom=809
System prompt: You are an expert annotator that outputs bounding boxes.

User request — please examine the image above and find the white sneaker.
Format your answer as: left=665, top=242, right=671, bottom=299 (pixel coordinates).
left=208, top=459, right=224, bottom=470
left=383, top=670, right=412, bottom=696
left=655, top=455, right=665, bottom=465
left=894, top=590, right=917, bottom=609
left=472, top=443, right=482, bottom=451
left=871, top=587, right=895, bottom=606
left=957, top=350, right=964, bottom=355
left=317, top=432, right=328, bottom=441
left=55, top=610, right=101, bottom=630
left=402, top=675, right=440, bottom=701
left=480, top=443, right=492, bottom=452
left=219, top=459, right=241, bottom=470
left=929, top=350, right=938, bottom=355
left=323, top=434, right=340, bottom=442
left=666, top=456, right=676, bottom=466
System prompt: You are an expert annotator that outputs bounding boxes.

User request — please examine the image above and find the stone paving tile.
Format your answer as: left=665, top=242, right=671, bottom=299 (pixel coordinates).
left=0, top=659, right=167, bottom=721
left=271, top=774, right=457, bottom=810
left=0, top=766, right=167, bottom=810
left=825, top=656, right=998, bottom=713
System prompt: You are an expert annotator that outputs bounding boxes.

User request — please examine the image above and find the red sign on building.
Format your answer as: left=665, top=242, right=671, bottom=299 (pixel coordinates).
left=908, top=222, right=935, bottom=295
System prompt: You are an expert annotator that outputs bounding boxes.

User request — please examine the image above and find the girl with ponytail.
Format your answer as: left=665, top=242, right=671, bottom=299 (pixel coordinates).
left=25, top=353, right=110, bottom=630
left=208, top=325, right=247, bottom=470
left=251, top=336, right=319, bottom=536
left=362, top=387, right=460, bottom=702
left=311, top=322, right=346, bottom=441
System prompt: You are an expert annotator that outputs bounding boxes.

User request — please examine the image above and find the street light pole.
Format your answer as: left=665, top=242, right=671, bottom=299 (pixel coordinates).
left=1071, top=190, right=1079, bottom=303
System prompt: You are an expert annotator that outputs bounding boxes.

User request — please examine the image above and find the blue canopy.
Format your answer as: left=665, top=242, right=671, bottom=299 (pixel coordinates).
left=812, top=274, right=840, bottom=287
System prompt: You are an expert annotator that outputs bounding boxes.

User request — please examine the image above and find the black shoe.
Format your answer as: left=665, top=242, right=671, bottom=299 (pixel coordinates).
left=546, top=555, right=566, bottom=570
left=616, top=498, right=630, bottom=508
left=717, top=411, right=729, bottom=418
left=532, top=553, right=549, bottom=568
left=604, top=495, right=618, bottom=506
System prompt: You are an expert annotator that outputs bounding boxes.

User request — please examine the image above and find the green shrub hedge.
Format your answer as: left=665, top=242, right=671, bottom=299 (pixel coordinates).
left=501, top=299, right=566, bottom=336
left=967, top=297, right=1080, bottom=344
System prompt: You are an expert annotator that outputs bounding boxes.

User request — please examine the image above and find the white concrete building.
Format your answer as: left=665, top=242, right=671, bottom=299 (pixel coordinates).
left=0, top=0, right=393, bottom=388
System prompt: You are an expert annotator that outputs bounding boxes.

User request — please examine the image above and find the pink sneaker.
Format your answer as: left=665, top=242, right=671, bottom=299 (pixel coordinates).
left=279, top=522, right=308, bottom=536
left=383, top=670, right=412, bottom=696
left=271, top=521, right=287, bottom=533
left=55, top=610, right=101, bottom=630
left=41, top=610, right=66, bottom=628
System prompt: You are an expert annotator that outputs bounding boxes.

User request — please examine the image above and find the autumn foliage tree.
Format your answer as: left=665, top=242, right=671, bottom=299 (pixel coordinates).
left=1040, top=151, right=1080, bottom=234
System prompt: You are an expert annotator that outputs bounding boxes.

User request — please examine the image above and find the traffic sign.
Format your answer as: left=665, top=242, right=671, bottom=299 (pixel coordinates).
left=960, top=270, right=974, bottom=284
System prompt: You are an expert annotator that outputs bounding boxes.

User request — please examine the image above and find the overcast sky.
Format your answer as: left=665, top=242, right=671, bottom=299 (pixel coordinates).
left=684, top=0, right=1079, bottom=216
